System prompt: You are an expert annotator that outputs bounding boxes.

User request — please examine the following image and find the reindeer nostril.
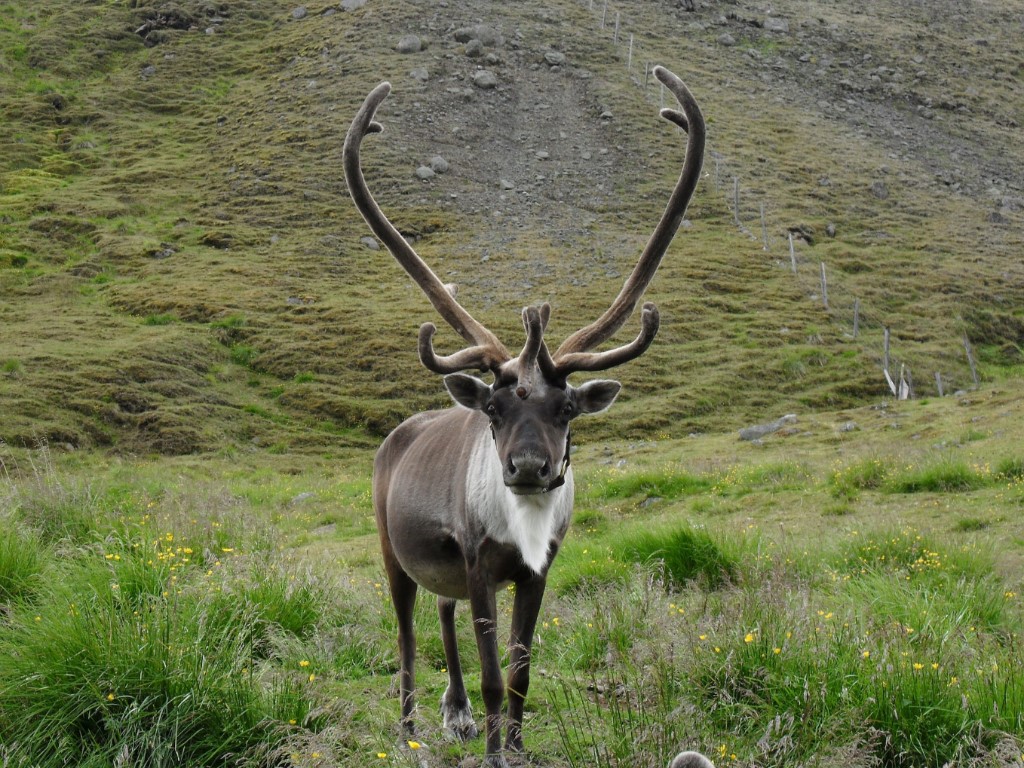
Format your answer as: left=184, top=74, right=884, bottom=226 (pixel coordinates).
left=506, top=457, right=518, bottom=476
left=539, top=461, right=550, bottom=478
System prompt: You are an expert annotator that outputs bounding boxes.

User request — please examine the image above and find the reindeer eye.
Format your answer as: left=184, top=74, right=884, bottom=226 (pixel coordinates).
left=561, top=403, right=574, bottom=418
left=485, top=403, right=498, bottom=417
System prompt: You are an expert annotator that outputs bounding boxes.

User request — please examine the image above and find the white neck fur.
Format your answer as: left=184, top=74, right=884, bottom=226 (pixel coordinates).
left=465, top=430, right=573, bottom=574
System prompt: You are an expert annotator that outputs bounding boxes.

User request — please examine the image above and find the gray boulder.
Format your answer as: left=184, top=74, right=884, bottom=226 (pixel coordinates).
left=472, top=69, right=498, bottom=89
left=739, top=414, right=797, bottom=441
left=396, top=34, right=423, bottom=53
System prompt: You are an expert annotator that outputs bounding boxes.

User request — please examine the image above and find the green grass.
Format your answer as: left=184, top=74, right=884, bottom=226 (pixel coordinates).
left=615, top=525, right=739, bottom=590
left=582, top=468, right=712, bottom=502
left=2, top=417, right=1024, bottom=767
left=0, top=527, right=47, bottom=604
left=886, top=456, right=990, bottom=494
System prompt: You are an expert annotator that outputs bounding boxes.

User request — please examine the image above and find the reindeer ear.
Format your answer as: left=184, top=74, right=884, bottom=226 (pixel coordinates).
left=574, top=379, right=621, bottom=414
left=444, top=373, right=492, bottom=411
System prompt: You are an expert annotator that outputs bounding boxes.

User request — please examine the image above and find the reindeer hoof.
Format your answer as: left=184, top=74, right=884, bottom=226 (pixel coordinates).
left=440, top=695, right=478, bottom=742
left=442, top=719, right=478, bottom=742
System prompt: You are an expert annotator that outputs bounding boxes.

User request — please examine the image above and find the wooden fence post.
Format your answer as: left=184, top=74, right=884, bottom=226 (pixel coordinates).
left=883, top=327, right=891, bottom=374
left=853, top=298, right=860, bottom=338
left=963, top=333, right=979, bottom=387
left=733, top=177, right=740, bottom=226
left=820, top=262, right=828, bottom=309
left=788, top=232, right=796, bottom=273
left=935, top=371, right=944, bottom=397
left=760, top=202, right=768, bottom=250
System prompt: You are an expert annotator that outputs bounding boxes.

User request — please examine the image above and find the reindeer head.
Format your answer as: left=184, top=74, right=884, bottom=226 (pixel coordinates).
left=343, top=67, right=705, bottom=494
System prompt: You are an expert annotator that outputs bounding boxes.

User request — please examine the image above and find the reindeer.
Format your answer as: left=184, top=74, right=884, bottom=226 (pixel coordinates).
left=343, top=66, right=705, bottom=767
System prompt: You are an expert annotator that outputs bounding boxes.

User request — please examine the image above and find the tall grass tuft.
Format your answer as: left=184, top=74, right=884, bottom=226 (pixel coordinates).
left=0, top=460, right=327, bottom=766
left=584, top=469, right=712, bottom=503
left=886, top=456, right=989, bottom=493
left=615, top=525, right=738, bottom=590
left=0, top=528, right=47, bottom=605
left=0, top=572, right=321, bottom=766
left=830, top=456, right=888, bottom=499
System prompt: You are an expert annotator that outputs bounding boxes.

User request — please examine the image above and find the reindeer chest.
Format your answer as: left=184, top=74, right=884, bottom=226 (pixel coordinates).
left=383, top=432, right=573, bottom=599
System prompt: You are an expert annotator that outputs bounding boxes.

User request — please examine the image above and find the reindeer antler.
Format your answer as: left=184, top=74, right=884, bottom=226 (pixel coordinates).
left=549, top=66, right=705, bottom=378
left=343, top=82, right=511, bottom=374
left=344, top=66, right=704, bottom=384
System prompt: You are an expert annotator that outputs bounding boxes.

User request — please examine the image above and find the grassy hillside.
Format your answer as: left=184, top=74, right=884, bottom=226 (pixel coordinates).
left=2, top=0, right=1021, bottom=457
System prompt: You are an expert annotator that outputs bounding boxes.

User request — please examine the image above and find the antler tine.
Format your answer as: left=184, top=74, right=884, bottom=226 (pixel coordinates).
left=553, top=66, right=705, bottom=364
left=418, top=323, right=509, bottom=374
left=343, top=82, right=510, bottom=372
left=514, top=305, right=546, bottom=396
left=551, top=302, right=659, bottom=379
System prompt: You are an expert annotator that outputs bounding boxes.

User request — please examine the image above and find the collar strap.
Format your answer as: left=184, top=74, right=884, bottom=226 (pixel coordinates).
left=489, top=426, right=571, bottom=494
left=543, top=429, right=571, bottom=493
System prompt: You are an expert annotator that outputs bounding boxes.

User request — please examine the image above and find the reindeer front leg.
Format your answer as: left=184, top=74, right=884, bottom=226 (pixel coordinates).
left=466, top=557, right=508, bottom=768
left=505, top=573, right=546, bottom=753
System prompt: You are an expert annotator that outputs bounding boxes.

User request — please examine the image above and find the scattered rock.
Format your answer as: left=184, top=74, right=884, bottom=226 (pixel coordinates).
left=396, top=34, right=423, bottom=54
left=544, top=50, right=566, bottom=67
left=454, top=25, right=502, bottom=46
left=415, top=166, right=436, bottom=180
left=838, top=421, right=858, bottom=433
left=465, top=39, right=484, bottom=57
left=409, top=67, right=429, bottom=82
left=360, top=236, right=380, bottom=250
left=826, top=222, right=837, bottom=237
left=429, top=156, right=449, bottom=174
left=340, top=0, right=366, bottom=9
left=291, top=6, right=307, bottom=20
left=739, top=414, right=797, bottom=441
left=870, top=180, right=889, bottom=199
left=472, top=69, right=498, bottom=89
left=499, top=179, right=515, bottom=190
left=763, top=17, right=790, bottom=33
left=717, top=33, right=736, bottom=47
